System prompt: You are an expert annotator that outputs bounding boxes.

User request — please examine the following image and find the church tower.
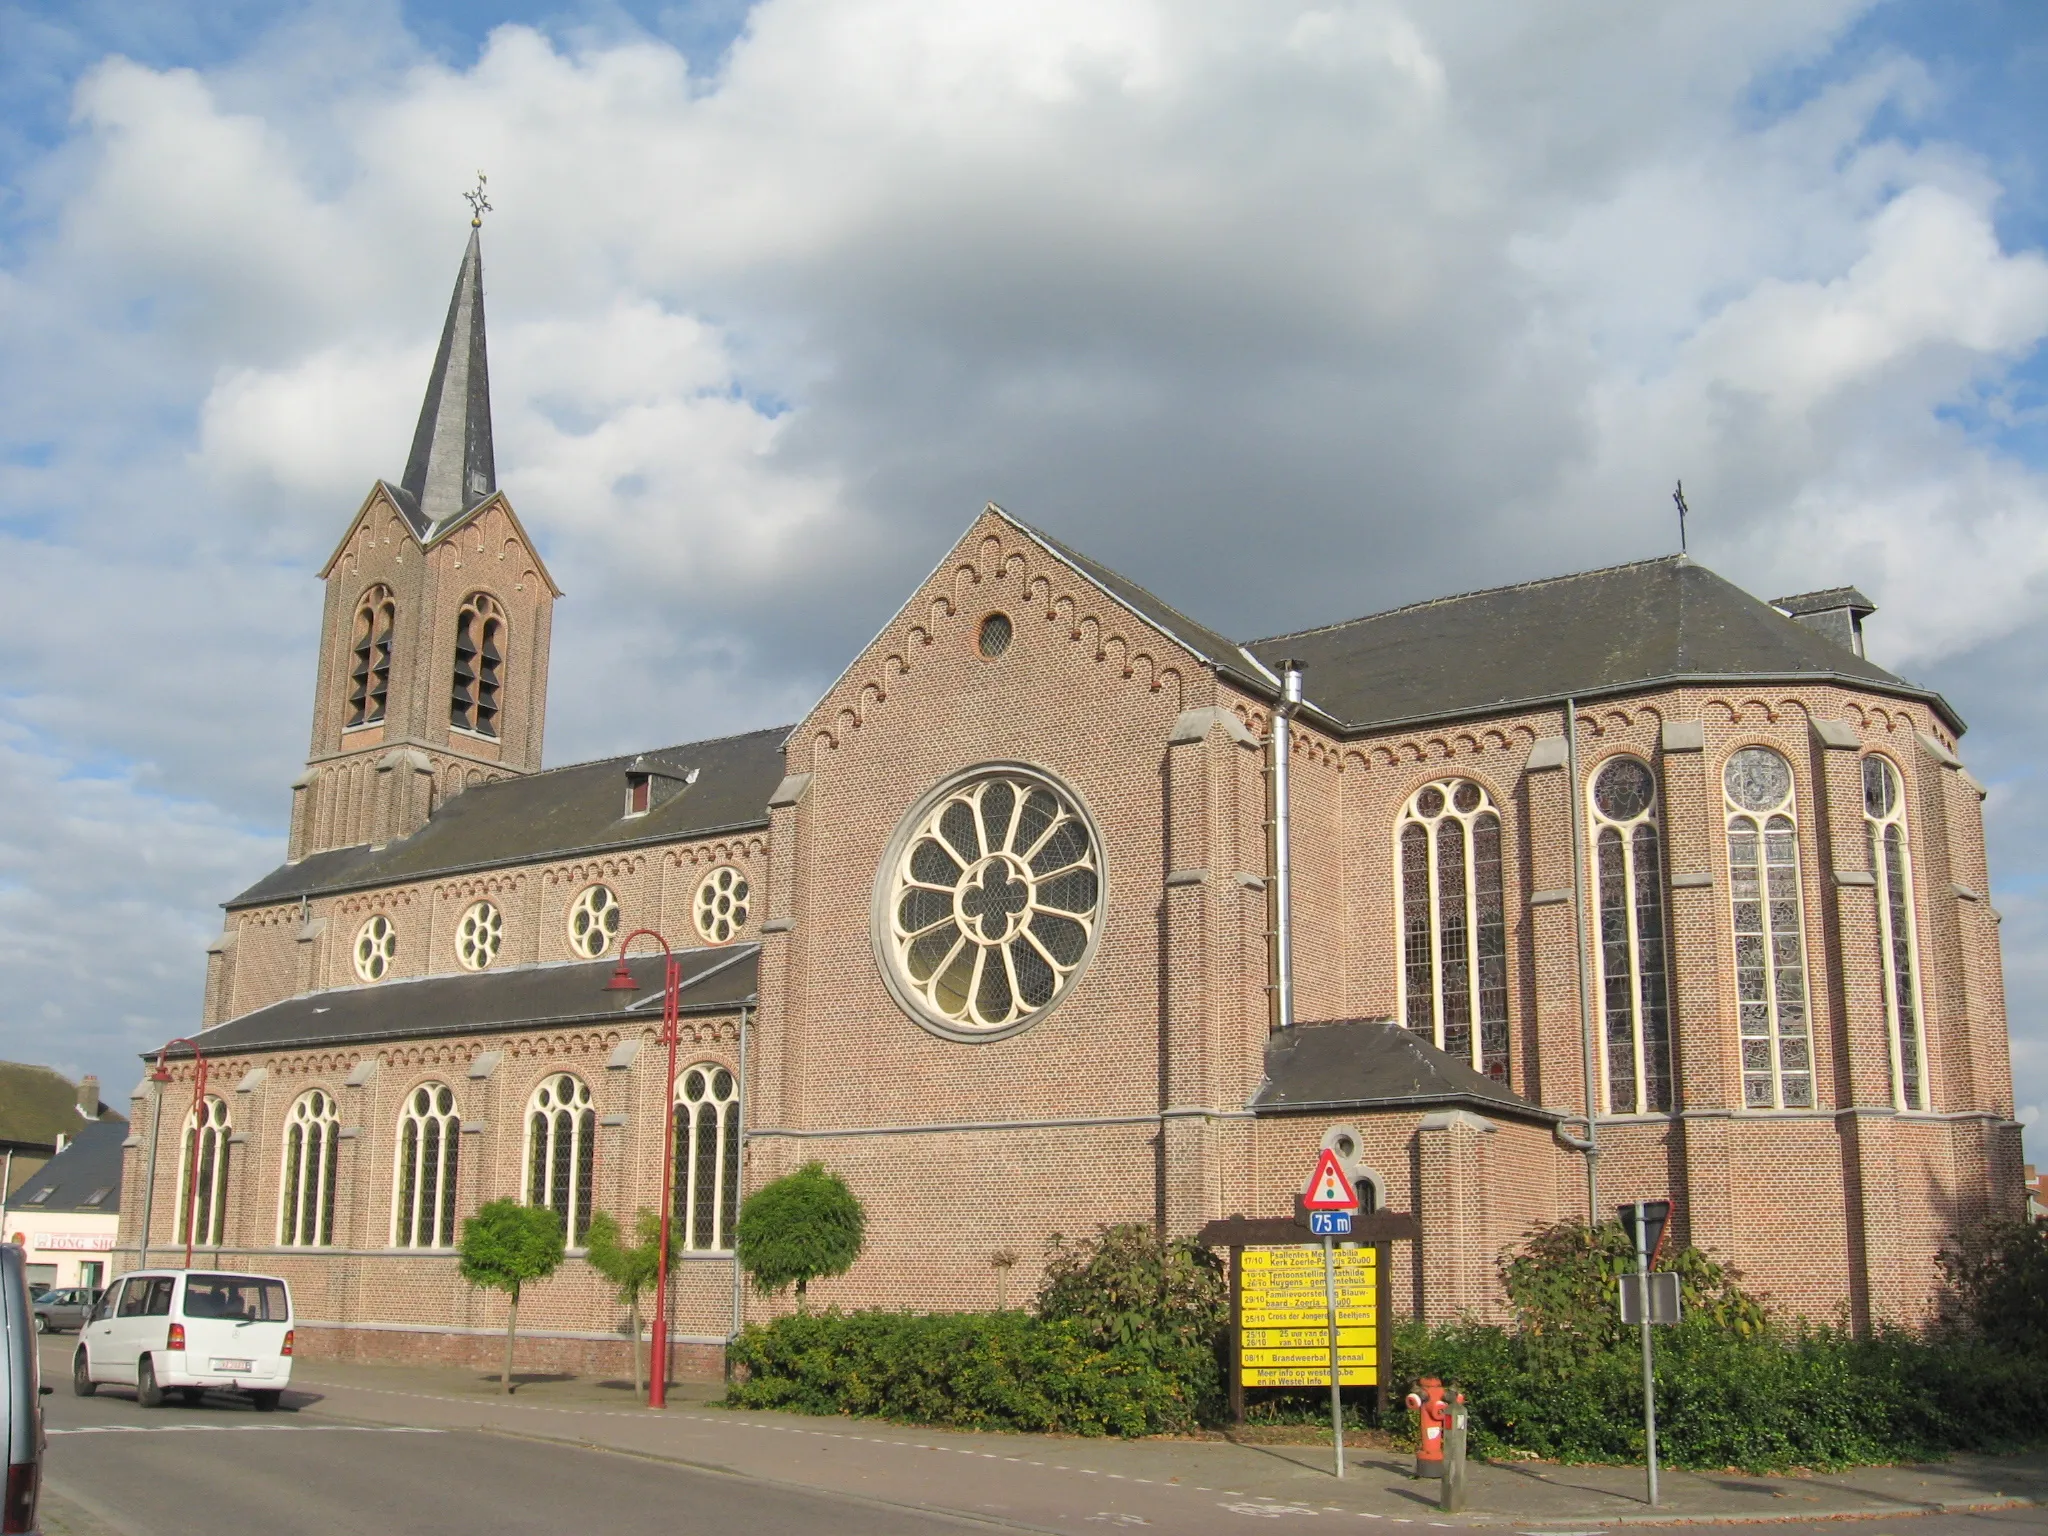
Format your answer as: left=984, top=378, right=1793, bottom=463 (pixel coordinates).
left=288, top=226, right=561, bottom=862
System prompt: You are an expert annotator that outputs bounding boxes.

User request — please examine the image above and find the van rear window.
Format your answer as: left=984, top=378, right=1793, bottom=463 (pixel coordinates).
left=184, top=1276, right=289, bottom=1322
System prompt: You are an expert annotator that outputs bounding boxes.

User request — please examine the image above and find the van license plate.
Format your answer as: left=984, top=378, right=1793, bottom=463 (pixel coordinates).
left=212, top=1358, right=254, bottom=1372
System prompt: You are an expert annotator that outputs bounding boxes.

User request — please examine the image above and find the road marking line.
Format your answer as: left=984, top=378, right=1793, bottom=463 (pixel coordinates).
left=50, top=1425, right=445, bottom=1435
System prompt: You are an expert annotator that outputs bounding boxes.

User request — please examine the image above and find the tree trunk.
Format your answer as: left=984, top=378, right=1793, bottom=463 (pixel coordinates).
left=503, top=1285, right=520, bottom=1394
left=796, top=1276, right=807, bottom=1314
left=628, top=1295, right=643, bottom=1397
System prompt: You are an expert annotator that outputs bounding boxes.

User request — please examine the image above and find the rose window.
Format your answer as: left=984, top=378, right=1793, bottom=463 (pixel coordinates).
left=354, top=914, right=397, bottom=981
left=567, top=884, right=621, bottom=958
left=879, top=769, right=1103, bottom=1036
left=456, top=900, right=503, bottom=970
left=693, top=867, right=750, bottom=944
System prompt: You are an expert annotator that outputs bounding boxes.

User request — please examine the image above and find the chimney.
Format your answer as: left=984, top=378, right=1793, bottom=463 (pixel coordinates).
left=1770, top=587, right=1876, bottom=658
left=77, top=1074, right=100, bottom=1121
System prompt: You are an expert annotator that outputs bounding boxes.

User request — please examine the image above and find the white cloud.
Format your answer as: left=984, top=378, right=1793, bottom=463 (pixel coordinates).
left=0, top=0, right=2044, bottom=1148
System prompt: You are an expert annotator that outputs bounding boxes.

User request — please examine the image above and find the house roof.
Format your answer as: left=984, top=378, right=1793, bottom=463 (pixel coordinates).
left=1244, top=556, right=1960, bottom=734
left=1249, top=1017, right=1559, bottom=1123
left=167, top=945, right=758, bottom=1058
left=229, top=726, right=789, bottom=910
left=7, top=1118, right=124, bottom=1216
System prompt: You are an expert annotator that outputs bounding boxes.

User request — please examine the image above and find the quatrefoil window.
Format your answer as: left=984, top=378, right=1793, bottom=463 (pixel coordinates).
left=876, top=767, right=1105, bottom=1039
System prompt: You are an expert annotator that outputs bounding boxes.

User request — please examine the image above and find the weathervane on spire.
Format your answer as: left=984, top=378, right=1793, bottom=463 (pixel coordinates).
left=1672, top=480, right=1690, bottom=555
left=465, top=172, right=492, bottom=228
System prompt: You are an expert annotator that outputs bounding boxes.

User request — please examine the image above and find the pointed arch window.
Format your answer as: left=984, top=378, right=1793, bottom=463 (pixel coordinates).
left=450, top=593, right=505, bottom=737
left=1725, top=747, right=1813, bottom=1109
left=1397, top=778, right=1509, bottom=1080
left=674, top=1065, right=741, bottom=1251
left=1864, top=756, right=1928, bottom=1110
left=278, top=1089, right=341, bottom=1247
left=1590, top=758, right=1675, bottom=1114
left=524, top=1074, right=595, bottom=1243
left=177, top=1097, right=233, bottom=1247
left=346, top=585, right=396, bottom=727
left=393, top=1083, right=461, bottom=1248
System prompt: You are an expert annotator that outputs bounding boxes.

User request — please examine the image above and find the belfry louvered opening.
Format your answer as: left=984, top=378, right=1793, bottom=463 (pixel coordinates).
left=450, top=592, right=505, bottom=737
left=347, top=585, right=396, bottom=727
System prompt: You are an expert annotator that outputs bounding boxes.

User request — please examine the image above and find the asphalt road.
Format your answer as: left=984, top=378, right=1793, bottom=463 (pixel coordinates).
left=40, top=1343, right=996, bottom=1536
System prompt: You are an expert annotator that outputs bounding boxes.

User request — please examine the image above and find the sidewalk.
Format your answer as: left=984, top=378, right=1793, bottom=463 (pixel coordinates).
left=283, top=1357, right=2048, bottom=1531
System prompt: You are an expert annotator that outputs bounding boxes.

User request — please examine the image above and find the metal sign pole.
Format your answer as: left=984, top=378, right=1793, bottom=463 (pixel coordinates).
left=1322, top=1233, right=1344, bottom=1479
left=1634, top=1202, right=1660, bottom=1507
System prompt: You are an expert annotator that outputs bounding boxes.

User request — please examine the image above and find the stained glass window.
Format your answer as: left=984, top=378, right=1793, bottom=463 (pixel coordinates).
left=393, top=1083, right=461, bottom=1247
left=278, top=1089, right=340, bottom=1246
left=674, top=1065, right=741, bottom=1251
left=1589, top=757, right=1674, bottom=1114
left=1863, top=756, right=1927, bottom=1111
left=1396, top=779, right=1510, bottom=1079
left=524, top=1074, right=596, bottom=1242
left=1725, top=748, right=1812, bottom=1109
left=177, top=1096, right=233, bottom=1247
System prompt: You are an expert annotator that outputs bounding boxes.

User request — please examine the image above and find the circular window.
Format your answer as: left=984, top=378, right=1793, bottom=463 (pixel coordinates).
left=1724, top=747, right=1793, bottom=813
left=567, top=884, right=621, bottom=958
left=977, top=613, right=1013, bottom=659
left=874, top=765, right=1105, bottom=1040
left=693, top=867, right=750, bottom=944
left=1593, top=757, right=1656, bottom=821
left=354, top=915, right=397, bottom=981
left=456, top=900, right=503, bottom=970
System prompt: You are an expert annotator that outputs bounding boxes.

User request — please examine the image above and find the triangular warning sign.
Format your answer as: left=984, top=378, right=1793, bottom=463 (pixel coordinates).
left=1302, top=1148, right=1359, bottom=1211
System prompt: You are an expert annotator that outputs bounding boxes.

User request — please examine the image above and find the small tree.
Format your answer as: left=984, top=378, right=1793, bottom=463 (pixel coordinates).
left=460, top=1199, right=567, bottom=1393
left=586, top=1208, right=669, bottom=1395
left=735, top=1161, right=866, bottom=1307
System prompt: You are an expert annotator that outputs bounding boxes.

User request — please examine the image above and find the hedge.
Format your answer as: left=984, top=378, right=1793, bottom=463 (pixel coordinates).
left=725, top=1308, right=1213, bottom=1436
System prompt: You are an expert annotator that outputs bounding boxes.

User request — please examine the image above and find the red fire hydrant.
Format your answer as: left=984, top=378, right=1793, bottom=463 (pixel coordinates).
left=1405, top=1377, right=1459, bottom=1479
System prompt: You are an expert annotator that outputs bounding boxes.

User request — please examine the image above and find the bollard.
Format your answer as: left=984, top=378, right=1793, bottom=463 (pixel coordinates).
left=1439, top=1391, right=1469, bottom=1514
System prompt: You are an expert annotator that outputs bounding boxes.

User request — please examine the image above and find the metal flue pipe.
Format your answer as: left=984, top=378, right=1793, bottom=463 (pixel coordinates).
left=1272, top=661, right=1304, bottom=1032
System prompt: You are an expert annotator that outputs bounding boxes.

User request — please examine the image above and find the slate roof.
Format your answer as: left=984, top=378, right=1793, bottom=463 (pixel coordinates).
left=169, top=945, right=758, bottom=1058
left=1249, top=1017, right=1559, bottom=1123
left=1244, top=556, right=1960, bottom=735
left=396, top=227, right=496, bottom=536
left=1001, top=511, right=1280, bottom=693
left=229, top=726, right=789, bottom=910
left=7, top=1118, right=124, bottom=1216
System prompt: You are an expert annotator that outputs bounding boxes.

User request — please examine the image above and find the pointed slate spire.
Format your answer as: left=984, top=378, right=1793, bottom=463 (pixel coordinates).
left=399, top=228, right=496, bottom=531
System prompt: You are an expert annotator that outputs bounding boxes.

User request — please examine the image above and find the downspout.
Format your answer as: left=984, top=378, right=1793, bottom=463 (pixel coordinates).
left=1270, top=661, right=1304, bottom=1032
left=1559, top=695, right=1601, bottom=1220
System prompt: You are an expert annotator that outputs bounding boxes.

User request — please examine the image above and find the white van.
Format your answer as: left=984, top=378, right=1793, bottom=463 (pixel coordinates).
left=73, top=1270, right=293, bottom=1411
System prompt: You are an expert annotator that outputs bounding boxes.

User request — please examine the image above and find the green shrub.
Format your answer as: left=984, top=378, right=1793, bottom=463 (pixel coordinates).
left=726, top=1309, right=1207, bottom=1435
left=1937, top=1218, right=2048, bottom=1351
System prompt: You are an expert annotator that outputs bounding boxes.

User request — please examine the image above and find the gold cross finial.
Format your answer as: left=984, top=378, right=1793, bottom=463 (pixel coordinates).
left=465, top=172, right=492, bottom=228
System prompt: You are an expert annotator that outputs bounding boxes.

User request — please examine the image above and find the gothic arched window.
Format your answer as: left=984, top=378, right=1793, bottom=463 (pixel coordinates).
left=393, top=1083, right=461, bottom=1248
left=450, top=592, right=505, bottom=737
left=1397, top=778, right=1509, bottom=1080
left=177, top=1096, right=233, bottom=1247
left=278, top=1089, right=340, bottom=1247
left=1590, top=757, right=1675, bottom=1114
left=346, top=585, right=396, bottom=727
left=1725, top=747, right=1813, bottom=1109
left=674, top=1064, right=740, bottom=1251
left=1864, top=755, right=1928, bottom=1111
left=524, top=1074, right=596, bottom=1243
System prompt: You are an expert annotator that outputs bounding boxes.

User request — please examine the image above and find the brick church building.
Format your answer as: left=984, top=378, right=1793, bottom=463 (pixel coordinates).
left=113, top=229, right=2024, bottom=1375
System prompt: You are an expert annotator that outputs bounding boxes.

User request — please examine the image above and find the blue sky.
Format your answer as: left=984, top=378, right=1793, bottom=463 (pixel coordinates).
left=0, top=0, right=2044, bottom=1172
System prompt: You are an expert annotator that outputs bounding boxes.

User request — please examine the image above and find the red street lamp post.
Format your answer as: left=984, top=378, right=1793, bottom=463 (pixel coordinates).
left=152, top=1038, right=210, bottom=1270
left=605, top=930, right=681, bottom=1409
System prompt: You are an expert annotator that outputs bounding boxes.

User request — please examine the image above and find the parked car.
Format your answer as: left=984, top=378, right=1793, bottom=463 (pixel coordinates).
left=0, top=1246, right=46, bottom=1534
left=29, top=1291, right=97, bottom=1336
left=73, top=1270, right=292, bottom=1411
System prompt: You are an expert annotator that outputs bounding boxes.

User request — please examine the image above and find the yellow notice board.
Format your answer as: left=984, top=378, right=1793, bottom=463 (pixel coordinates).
left=1236, top=1244, right=1381, bottom=1387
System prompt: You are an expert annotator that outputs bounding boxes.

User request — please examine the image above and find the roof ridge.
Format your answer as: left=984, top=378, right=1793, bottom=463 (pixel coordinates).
left=1246, top=554, right=1685, bottom=645
left=482, top=723, right=794, bottom=785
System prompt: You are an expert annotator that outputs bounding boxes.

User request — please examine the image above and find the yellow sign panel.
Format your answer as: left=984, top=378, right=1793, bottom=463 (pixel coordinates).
left=1236, top=1245, right=1381, bottom=1389
left=1242, top=1366, right=1377, bottom=1387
